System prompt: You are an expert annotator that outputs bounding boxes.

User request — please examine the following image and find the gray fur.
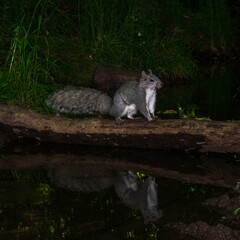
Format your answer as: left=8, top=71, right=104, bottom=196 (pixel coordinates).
left=49, top=167, right=163, bottom=224
left=109, top=70, right=162, bottom=123
left=45, top=70, right=162, bottom=123
left=113, top=173, right=163, bottom=224
left=45, top=87, right=112, bottom=115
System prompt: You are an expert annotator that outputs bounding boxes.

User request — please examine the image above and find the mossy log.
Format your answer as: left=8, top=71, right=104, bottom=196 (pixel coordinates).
left=0, top=104, right=240, bottom=154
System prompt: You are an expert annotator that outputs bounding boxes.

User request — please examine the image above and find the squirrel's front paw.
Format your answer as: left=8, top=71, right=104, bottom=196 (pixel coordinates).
left=147, top=117, right=153, bottom=122
left=55, top=112, right=61, bottom=117
left=150, top=113, right=158, bottom=119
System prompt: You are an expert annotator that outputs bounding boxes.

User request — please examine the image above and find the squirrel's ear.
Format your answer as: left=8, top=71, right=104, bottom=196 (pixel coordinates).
left=141, top=71, right=147, bottom=79
left=147, top=69, right=152, bottom=74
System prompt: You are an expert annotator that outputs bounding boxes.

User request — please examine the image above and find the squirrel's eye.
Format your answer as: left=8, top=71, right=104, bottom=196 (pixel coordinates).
left=150, top=79, right=154, bottom=82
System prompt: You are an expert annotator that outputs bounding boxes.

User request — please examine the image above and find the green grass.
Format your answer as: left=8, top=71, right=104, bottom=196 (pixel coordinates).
left=0, top=0, right=238, bottom=112
left=0, top=1, right=60, bottom=112
left=199, top=0, right=236, bottom=50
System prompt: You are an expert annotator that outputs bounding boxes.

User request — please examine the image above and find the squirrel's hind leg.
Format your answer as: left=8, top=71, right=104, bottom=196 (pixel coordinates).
left=115, top=104, right=136, bottom=124
left=116, top=117, right=125, bottom=124
left=126, top=104, right=137, bottom=119
left=116, top=105, right=136, bottom=124
left=109, top=95, right=129, bottom=123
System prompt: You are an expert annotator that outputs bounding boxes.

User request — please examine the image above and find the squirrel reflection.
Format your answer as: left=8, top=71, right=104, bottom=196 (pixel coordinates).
left=50, top=167, right=163, bottom=224
left=114, top=171, right=163, bottom=224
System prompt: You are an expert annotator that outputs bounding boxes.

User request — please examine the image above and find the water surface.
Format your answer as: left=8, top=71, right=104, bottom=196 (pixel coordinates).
left=0, top=141, right=239, bottom=239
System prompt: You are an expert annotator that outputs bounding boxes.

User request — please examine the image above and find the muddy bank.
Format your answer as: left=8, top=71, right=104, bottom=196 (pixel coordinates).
left=168, top=221, right=240, bottom=240
left=166, top=187, right=240, bottom=240
left=203, top=188, right=240, bottom=228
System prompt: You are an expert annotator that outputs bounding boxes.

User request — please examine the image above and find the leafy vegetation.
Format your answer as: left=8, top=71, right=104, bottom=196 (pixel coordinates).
left=0, top=0, right=238, bottom=113
left=234, top=208, right=240, bottom=215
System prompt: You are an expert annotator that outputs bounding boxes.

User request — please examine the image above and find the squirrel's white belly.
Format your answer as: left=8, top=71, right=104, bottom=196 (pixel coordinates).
left=145, top=89, right=156, bottom=112
left=146, top=89, right=155, bottom=104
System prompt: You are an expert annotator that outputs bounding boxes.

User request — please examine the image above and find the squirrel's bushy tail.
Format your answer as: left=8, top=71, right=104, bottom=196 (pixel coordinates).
left=45, top=87, right=112, bottom=115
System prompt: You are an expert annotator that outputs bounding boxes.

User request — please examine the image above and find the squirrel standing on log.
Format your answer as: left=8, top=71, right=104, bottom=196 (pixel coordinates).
left=46, top=69, right=163, bottom=124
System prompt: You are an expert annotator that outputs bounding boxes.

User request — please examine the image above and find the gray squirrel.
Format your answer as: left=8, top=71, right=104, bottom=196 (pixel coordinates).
left=50, top=167, right=163, bottom=224
left=113, top=171, right=163, bottom=224
left=46, top=69, right=163, bottom=123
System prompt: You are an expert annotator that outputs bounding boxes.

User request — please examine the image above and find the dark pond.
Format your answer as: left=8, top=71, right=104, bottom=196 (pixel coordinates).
left=0, top=140, right=239, bottom=240
left=196, top=64, right=240, bottom=120
left=159, top=63, right=240, bottom=121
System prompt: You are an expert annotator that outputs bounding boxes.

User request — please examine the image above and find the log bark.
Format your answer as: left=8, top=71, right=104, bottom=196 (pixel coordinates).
left=0, top=104, right=240, bottom=154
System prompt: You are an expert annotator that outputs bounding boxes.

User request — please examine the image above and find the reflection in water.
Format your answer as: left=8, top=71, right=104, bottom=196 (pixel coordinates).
left=0, top=141, right=237, bottom=239
left=114, top=171, right=163, bottom=224
left=49, top=167, right=163, bottom=224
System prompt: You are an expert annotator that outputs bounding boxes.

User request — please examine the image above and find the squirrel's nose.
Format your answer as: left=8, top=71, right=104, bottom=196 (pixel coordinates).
left=157, top=82, right=163, bottom=89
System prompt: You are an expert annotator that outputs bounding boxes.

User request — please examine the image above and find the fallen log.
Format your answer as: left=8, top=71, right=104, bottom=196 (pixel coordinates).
left=0, top=104, right=240, bottom=154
